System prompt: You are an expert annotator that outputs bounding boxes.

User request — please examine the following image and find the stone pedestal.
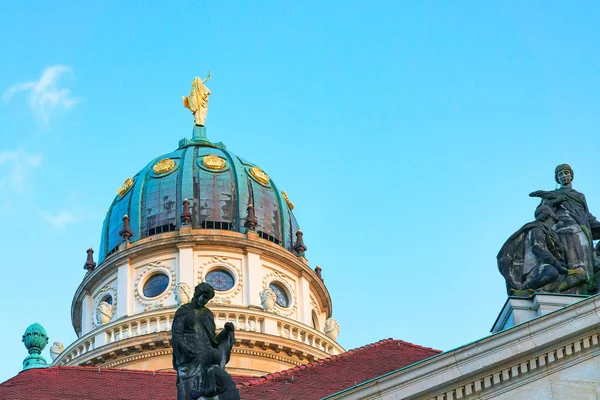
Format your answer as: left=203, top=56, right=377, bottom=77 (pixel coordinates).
left=491, top=293, right=589, bottom=333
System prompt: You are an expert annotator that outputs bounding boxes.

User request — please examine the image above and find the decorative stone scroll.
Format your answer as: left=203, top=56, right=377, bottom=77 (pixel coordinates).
left=92, top=285, right=117, bottom=329
left=262, top=270, right=297, bottom=317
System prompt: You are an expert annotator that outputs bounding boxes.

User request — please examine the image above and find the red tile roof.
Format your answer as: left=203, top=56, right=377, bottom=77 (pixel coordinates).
left=0, top=339, right=439, bottom=400
left=237, top=339, right=440, bottom=400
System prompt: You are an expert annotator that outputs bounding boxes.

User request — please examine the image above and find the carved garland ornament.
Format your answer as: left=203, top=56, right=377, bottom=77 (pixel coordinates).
left=197, top=256, right=243, bottom=305
left=134, top=261, right=176, bottom=311
left=153, top=158, right=176, bottom=174
left=117, top=177, right=134, bottom=197
left=262, top=270, right=297, bottom=317
left=249, top=166, right=270, bottom=185
left=91, top=285, right=117, bottom=329
left=202, top=154, right=226, bottom=170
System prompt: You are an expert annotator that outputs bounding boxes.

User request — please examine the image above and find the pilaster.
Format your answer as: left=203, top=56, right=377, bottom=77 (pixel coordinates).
left=176, top=243, right=195, bottom=286
left=116, top=258, right=133, bottom=318
left=81, top=292, right=92, bottom=336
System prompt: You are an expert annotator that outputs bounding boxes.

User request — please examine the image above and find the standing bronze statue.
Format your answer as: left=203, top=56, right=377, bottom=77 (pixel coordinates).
left=498, top=164, right=600, bottom=295
left=172, top=283, right=240, bottom=400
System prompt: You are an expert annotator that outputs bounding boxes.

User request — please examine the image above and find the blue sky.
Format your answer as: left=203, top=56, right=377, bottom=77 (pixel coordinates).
left=1, top=1, right=600, bottom=382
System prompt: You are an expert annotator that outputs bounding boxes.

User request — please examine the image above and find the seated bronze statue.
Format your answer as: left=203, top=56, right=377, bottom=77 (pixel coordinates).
left=172, top=282, right=240, bottom=400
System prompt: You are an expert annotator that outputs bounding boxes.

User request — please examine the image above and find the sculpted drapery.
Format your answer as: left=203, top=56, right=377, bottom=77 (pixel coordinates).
left=498, top=164, right=600, bottom=296
left=183, top=74, right=211, bottom=126
left=172, top=283, right=239, bottom=400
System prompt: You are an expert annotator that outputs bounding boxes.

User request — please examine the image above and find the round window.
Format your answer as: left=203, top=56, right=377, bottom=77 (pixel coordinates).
left=143, top=273, right=170, bottom=298
left=269, top=283, right=289, bottom=308
left=101, top=295, right=113, bottom=305
left=206, top=269, right=235, bottom=291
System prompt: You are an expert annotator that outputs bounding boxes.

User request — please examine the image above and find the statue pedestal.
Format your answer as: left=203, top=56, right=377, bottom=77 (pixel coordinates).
left=491, top=293, right=589, bottom=333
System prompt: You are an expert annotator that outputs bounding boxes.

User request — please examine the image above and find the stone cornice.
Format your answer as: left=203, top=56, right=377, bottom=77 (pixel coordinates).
left=325, top=294, right=600, bottom=400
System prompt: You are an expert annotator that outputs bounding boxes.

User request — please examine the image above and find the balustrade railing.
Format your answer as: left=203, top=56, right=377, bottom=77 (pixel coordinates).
left=56, top=307, right=340, bottom=365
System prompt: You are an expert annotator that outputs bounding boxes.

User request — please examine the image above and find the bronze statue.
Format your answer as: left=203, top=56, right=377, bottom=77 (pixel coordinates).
left=499, top=164, right=600, bottom=296
left=172, top=282, right=239, bottom=400
left=530, top=164, right=600, bottom=293
left=183, top=73, right=211, bottom=126
left=498, top=205, right=584, bottom=295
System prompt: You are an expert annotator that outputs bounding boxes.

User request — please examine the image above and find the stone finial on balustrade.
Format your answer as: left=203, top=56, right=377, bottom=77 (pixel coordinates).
left=244, top=204, right=258, bottom=231
left=119, top=215, right=134, bottom=242
left=315, top=265, right=324, bottom=283
left=181, top=198, right=192, bottom=225
left=83, top=247, right=97, bottom=272
left=49, top=342, right=64, bottom=361
left=293, top=229, right=307, bottom=256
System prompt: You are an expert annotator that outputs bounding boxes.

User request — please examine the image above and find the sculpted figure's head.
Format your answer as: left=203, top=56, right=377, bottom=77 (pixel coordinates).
left=193, top=282, right=215, bottom=308
left=259, top=288, right=276, bottom=312
left=49, top=341, right=64, bottom=361
left=174, top=282, right=192, bottom=306
left=535, top=205, right=557, bottom=224
left=192, top=77, right=202, bottom=91
left=324, top=318, right=340, bottom=340
left=555, top=164, right=574, bottom=186
left=96, top=301, right=113, bottom=325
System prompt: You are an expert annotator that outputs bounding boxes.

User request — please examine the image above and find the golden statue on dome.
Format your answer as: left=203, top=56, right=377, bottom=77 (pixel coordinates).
left=182, top=72, right=211, bottom=126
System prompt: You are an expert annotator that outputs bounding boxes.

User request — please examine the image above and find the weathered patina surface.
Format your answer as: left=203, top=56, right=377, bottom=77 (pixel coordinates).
left=498, top=164, right=600, bottom=296
left=172, top=283, right=239, bottom=400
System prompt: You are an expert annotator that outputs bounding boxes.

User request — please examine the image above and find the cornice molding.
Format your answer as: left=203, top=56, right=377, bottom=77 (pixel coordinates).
left=325, top=294, right=600, bottom=400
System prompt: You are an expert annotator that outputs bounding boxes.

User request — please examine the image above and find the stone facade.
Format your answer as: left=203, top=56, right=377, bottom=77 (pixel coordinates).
left=325, top=294, right=600, bottom=400
left=55, top=229, right=343, bottom=376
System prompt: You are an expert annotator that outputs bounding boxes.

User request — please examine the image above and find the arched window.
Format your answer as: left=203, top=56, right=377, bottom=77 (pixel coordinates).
left=312, top=311, right=320, bottom=330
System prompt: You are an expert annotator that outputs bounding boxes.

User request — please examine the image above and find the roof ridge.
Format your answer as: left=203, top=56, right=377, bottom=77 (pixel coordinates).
left=395, top=340, right=441, bottom=353
left=37, top=366, right=176, bottom=376
left=238, top=338, right=399, bottom=388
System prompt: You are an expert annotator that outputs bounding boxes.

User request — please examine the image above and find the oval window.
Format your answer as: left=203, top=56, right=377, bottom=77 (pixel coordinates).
left=101, top=295, right=113, bottom=305
left=143, top=273, right=170, bottom=298
left=206, top=269, right=235, bottom=291
left=269, top=283, right=289, bottom=308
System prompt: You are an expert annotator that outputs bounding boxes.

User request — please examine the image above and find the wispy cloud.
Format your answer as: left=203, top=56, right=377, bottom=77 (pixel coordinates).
left=2, top=65, right=79, bottom=125
left=40, top=209, right=79, bottom=230
left=0, top=150, right=43, bottom=193
left=38, top=192, right=86, bottom=230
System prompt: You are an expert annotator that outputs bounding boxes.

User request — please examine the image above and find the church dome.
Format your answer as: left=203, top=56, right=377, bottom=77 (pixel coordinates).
left=99, top=126, right=300, bottom=263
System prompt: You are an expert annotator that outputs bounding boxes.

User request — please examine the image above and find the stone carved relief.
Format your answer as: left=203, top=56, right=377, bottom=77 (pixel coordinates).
left=259, top=288, right=276, bottom=312
left=198, top=256, right=243, bottom=305
left=324, top=318, right=340, bottom=341
left=174, top=282, right=192, bottom=306
left=309, top=294, right=320, bottom=315
left=262, top=270, right=297, bottom=317
left=134, top=261, right=176, bottom=311
left=49, top=342, right=64, bottom=361
left=96, top=301, right=114, bottom=325
left=92, top=285, right=117, bottom=329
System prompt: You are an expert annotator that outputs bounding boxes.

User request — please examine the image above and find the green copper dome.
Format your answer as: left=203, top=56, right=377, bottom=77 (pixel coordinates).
left=98, top=127, right=301, bottom=263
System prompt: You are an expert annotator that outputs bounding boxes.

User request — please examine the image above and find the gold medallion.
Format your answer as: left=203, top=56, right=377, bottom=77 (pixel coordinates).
left=153, top=158, right=176, bottom=174
left=202, top=154, right=226, bottom=170
left=282, top=191, right=294, bottom=210
left=117, top=177, right=134, bottom=197
left=250, top=166, right=270, bottom=185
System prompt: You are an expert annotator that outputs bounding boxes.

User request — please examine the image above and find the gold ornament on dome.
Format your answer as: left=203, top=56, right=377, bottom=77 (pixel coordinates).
left=117, top=178, right=134, bottom=197
left=250, top=166, right=270, bottom=185
left=182, top=72, right=212, bottom=126
left=202, top=154, right=226, bottom=170
left=153, top=158, right=176, bottom=174
left=282, top=191, right=295, bottom=210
